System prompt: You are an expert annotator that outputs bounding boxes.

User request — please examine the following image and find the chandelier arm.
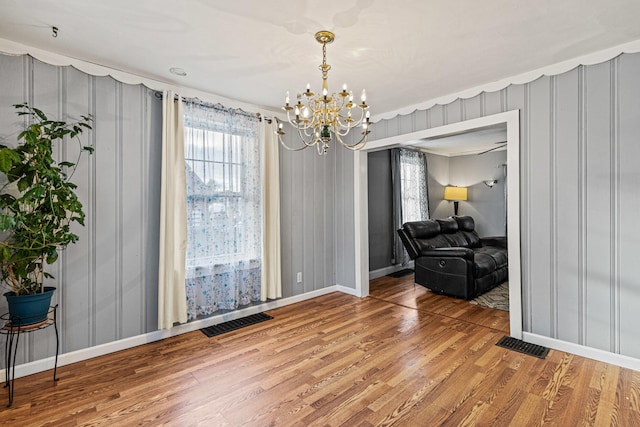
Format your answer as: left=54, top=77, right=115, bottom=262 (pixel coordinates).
left=296, top=126, right=321, bottom=147
left=275, top=118, right=318, bottom=151
left=335, top=105, right=365, bottom=131
left=286, top=109, right=314, bottom=131
left=277, top=133, right=311, bottom=151
left=335, top=117, right=363, bottom=134
left=333, top=129, right=369, bottom=150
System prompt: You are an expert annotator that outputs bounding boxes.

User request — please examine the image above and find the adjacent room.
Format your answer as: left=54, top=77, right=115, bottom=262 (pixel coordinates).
left=0, top=1, right=640, bottom=425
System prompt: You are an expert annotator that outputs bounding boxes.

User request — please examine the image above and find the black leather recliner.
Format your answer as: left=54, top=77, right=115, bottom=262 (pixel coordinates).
left=397, top=216, right=507, bottom=300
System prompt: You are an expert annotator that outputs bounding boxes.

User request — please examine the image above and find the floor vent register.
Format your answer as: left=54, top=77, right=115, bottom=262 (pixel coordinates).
left=201, top=313, right=273, bottom=337
left=495, top=336, right=550, bottom=359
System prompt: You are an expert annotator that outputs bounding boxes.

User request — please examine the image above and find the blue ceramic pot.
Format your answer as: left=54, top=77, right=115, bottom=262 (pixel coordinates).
left=4, top=287, right=55, bottom=326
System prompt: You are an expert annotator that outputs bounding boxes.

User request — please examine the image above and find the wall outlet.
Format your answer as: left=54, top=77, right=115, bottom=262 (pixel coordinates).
left=296, top=272, right=302, bottom=283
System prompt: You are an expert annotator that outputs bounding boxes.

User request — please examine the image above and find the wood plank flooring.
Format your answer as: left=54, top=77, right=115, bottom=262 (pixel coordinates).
left=1, top=274, right=639, bottom=426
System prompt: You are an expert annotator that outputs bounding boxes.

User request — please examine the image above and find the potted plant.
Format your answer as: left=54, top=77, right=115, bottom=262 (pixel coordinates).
left=0, top=103, right=93, bottom=326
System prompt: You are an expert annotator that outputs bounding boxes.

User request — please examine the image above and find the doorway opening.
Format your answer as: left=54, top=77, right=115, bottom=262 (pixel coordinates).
left=353, top=110, right=522, bottom=338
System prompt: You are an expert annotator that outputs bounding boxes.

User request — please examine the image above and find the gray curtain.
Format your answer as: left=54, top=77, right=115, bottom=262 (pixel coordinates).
left=391, top=148, right=430, bottom=266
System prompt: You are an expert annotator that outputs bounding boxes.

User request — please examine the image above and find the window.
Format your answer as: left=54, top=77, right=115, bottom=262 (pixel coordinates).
left=183, top=101, right=262, bottom=319
left=399, top=149, right=429, bottom=223
left=392, top=148, right=429, bottom=265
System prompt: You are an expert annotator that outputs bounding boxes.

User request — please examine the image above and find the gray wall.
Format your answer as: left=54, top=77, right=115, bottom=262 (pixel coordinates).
left=0, top=54, right=337, bottom=368
left=279, top=128, right=336, bottom=296
left=367, top=150, right=393, bottom=271
left=0, top=54, right=162, bottom=366
left=335, top=137, right=355, bottom=288
left=342, top=52, right=640, bottom=360
left=425, top=152, right=450, bottom=220
left=446, top=151, right=507, bottom=237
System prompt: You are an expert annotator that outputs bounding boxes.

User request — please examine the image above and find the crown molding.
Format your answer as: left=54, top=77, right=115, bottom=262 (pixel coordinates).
left=0, top=37, right=284, bottom=119
left=373, top=38, right=640, bottom=122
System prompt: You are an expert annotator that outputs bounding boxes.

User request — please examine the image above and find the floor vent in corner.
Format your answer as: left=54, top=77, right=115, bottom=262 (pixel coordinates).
left=201, top=313, right=273, bottom=337
left=496, top=336, right=550, bottom=359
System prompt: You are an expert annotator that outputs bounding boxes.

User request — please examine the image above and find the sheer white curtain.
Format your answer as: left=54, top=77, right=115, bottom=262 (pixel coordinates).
left=399, top=149, right=430, bottom=223
left=183, top=100, right=262, bottom=320
left=261, top=120, right=281, bottom=300
left=158, top=91, right=188, bottom=329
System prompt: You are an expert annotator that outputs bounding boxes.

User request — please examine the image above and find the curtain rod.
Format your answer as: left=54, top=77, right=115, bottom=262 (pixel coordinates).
left=154, top=91, right=265, bottom=121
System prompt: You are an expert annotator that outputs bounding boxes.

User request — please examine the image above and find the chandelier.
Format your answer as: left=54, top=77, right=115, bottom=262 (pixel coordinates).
left=276, top=30, right=371, bottom=155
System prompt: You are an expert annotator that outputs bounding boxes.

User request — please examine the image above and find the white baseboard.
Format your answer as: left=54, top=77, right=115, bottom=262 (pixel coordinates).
left=522, top=332, right=640, bottom=372
left=336, top=285, right=361, bottom=297
left=1, top=286, right=342, bottom=380
left=369, top=262, right=414, bottom=280
left=369, top=265, right=401, bottom=280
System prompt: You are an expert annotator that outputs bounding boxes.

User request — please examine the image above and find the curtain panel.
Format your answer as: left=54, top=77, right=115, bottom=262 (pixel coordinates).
left=183, top=100, right=262, bottom=320
left=158, top=91, right=189, bottom=329
left=261, top=120, right=282, bottom=301
left=391, top=148, right=430, bottom=266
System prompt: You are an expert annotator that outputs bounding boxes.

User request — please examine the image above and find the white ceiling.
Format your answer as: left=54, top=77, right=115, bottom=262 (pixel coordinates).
left=1, top=0, right=640, bottom=119
left=411, top=126, right=507, bottom=157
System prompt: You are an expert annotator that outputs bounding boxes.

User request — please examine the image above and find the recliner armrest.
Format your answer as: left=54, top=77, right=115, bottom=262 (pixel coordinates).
left=481, top=236, right=507, bottom=249
left=397, top=228, right=420, bottom=260
left=419, top=247, right=475, bottom=261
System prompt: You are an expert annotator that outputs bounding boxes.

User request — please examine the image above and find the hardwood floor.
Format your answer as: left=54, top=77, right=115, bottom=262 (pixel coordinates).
left=1, top=274, right=639, bottom=426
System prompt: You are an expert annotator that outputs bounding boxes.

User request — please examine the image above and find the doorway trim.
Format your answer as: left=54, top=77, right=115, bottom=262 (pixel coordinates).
left=353, top=110, right=522, bottom=338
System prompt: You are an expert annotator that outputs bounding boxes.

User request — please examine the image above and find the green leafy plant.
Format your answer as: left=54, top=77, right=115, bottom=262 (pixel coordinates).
left=0, top=104, right=93, bottom=295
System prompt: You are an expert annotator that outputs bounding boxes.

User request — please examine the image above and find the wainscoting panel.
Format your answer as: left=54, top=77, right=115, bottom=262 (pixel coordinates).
left=429, top=104, right=446, bottom=129
left=446, top=99, right=463, bottom=124
left=398, top=113, right=414, bottom=136
left=584, top=60, right=614, bottom=352
left=334, top=137, right=356, bottom=289
left=617, top=53, right=640, bottom=359
left=554, top=67, right=581, bottom=345
left=528, top=76, right=554, bottom=338
left=61, top=66, right=93, bottom=354
left=463, top=95, right=482, bottom=121
left=346, top=51, right=640, bottom=361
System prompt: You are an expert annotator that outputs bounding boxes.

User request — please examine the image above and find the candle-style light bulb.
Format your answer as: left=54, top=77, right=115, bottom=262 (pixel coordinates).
left=303, top=107, right=310, bottom=118
left=285, top=91, right=290, bottom=104
left=306, top=83, right=311, bottom=91
left=366, top=111, right=370, bottom=119
left=361, top=89, right=367, bottom=102
left=295, top=106, right=300, bottom=116
left=342, top=83, right=347, bottom=91
left=349, top=91, right=354, bottom=101
left=322, top=87, right=328, bottom=96
left=279, top=122, right=283, bottom=130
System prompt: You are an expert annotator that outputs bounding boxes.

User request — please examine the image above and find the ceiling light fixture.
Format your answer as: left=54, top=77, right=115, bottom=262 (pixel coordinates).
left=276, top=30, right=371, bottom=155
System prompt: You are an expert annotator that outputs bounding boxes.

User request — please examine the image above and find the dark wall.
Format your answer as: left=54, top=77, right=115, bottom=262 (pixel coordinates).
left=367, top=150, right=394, bottom=271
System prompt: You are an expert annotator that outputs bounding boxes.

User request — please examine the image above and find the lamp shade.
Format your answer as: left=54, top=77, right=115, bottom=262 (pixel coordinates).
left=444, top=186, right=468, bottom=201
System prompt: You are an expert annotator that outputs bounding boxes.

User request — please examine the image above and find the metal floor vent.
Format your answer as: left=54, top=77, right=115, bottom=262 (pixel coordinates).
left=201, top=313, right=273, bottom=337
left=496, top=336, right=550, bottom=359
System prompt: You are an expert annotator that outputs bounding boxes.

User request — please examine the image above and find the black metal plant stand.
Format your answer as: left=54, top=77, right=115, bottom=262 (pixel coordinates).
left=1, top=305, right=59, bottom=407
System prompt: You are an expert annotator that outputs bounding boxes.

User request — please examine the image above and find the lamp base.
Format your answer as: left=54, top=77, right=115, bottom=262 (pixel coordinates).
left=453, top=201, right=460, bottom=216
